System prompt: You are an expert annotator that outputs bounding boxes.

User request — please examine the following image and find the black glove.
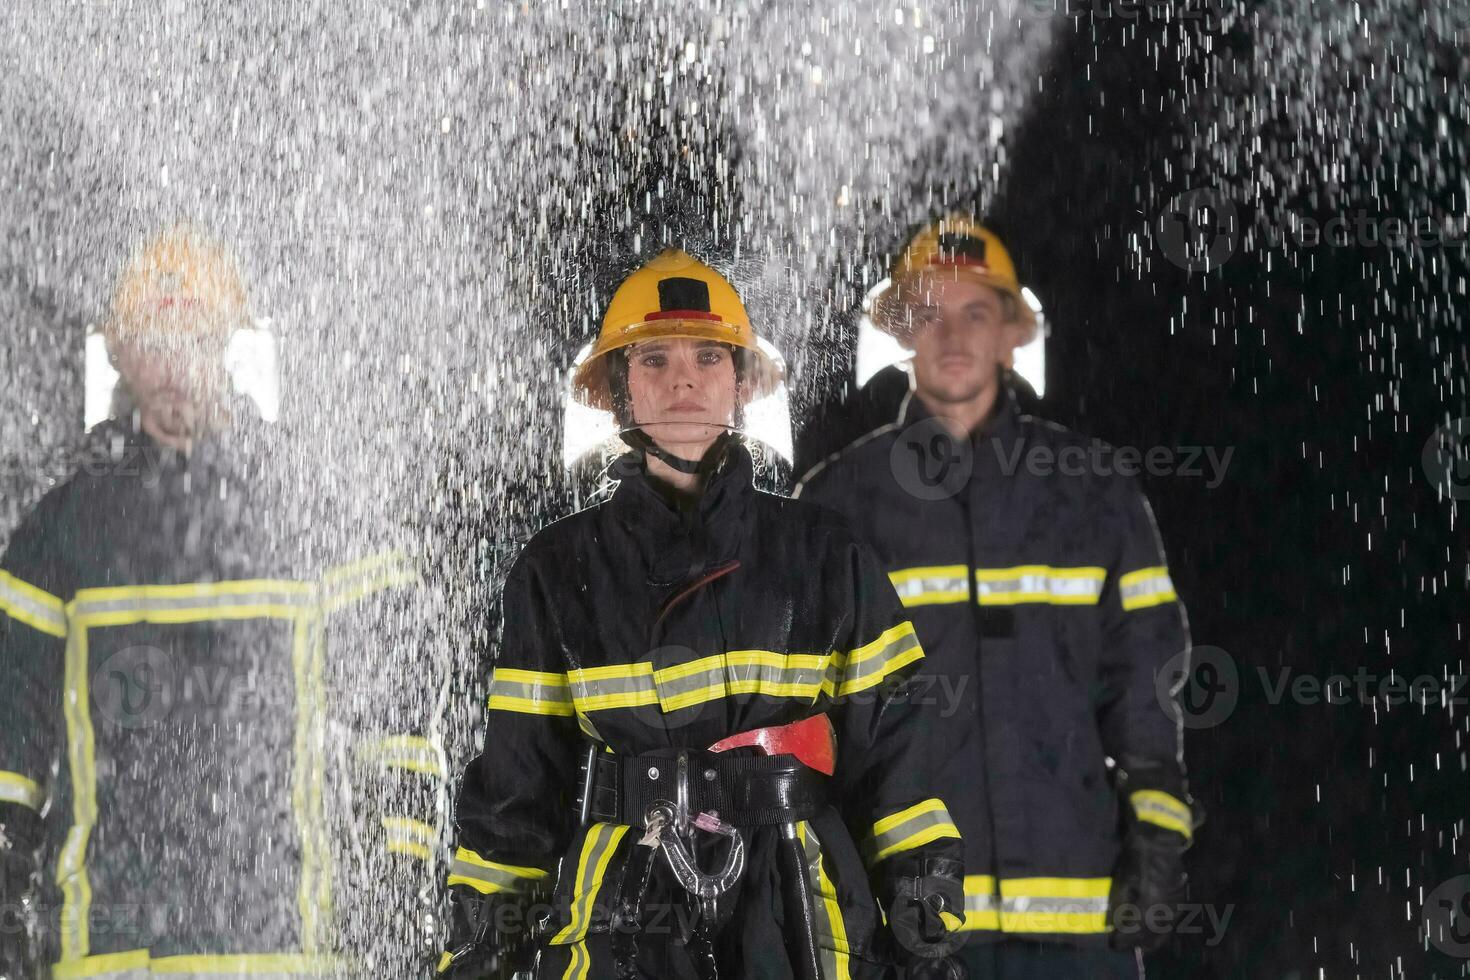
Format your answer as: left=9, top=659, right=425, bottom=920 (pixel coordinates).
left=1, top=803, right=43, bottom=980
left=439, top=885, right=538, bottom=979
left=1107, top=822, right=1188, bottom=953
left=884, top=856, right=968, bottom=970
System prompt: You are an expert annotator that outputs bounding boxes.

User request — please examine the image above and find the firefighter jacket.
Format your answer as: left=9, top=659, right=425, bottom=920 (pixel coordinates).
left=794, top=385, right=1191, bottom=949
left=446, top=441, right=963, bottom=980
left=0, top=414, right=444, bottom=979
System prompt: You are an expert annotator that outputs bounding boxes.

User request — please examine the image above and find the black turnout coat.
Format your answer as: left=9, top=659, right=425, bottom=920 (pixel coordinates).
left=447, top=442, right=963, bottom=980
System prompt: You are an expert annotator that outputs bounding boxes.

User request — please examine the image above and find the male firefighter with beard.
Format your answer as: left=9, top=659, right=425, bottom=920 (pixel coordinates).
left=0, top=226, right=442, bottom=978
left=439, top=249, right=965, bottom=980
left=795, top=217, right=1193, bottom=979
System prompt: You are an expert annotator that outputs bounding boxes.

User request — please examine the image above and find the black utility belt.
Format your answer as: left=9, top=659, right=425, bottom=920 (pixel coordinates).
left=589, top=748, right=829, bottom=827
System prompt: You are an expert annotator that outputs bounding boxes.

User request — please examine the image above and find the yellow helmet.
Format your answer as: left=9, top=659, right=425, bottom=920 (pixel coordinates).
left=106, top=225, right=249, bottom=341
left=870, top=215, right=1036, bottom=342
left=572, top=248, right=783, bottom=412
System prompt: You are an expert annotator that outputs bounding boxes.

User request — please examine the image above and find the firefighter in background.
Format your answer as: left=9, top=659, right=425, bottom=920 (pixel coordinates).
left=795, top=217, right=1193, bottom=980
left=439, top=249, right=965, bottom=980
left=0, top=226, right=442, bottom=978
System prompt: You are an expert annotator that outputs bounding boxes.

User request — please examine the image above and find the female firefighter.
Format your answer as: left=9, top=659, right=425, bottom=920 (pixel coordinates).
left=440, top=249, right=965, bottom=980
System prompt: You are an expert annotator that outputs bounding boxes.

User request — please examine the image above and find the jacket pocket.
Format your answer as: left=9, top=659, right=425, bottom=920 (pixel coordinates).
left=545, top=822, right=631, bottom=945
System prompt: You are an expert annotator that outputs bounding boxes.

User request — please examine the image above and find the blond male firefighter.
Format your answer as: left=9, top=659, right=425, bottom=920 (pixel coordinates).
left=0, top=227, right=442, bottom=978
left=796, top=217, right=1192, bottom=979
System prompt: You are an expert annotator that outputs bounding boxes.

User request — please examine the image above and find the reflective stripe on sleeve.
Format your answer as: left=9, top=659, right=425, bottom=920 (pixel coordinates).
left=0, top=570, right=66, bottom=637
left=383, top=817, right=437, bottom=862
left=865, top=798, right=961, bottom=863
left=0, top=771, right=43, bottom=810
left=1129, top=789, right=1192, bottom=840
left=887, top=565, right=969, bottom=607
left=960, top=876, right=1111, bottom=935
left=827, top=621, right=925, bottom=698
left=487, top=668, right=576, bottom=717
left=974, top=566, right=1106, bottom=606
left=1118, top=566, right=1178, bottom=611
left=355, top=735, right=447, bottom=778
left=446, top=846, right=550, bottom=895
left=549, top=824, right=630, bottom=944
left=321, top=550, right=420, bottom=613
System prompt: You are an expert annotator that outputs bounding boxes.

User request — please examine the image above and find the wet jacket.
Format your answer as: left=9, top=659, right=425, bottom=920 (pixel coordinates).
left=0, top=416, right=442, bottom=979
left=446, top=442, right=962, bottom=979
left=795, top=386, right=1191, bottom=949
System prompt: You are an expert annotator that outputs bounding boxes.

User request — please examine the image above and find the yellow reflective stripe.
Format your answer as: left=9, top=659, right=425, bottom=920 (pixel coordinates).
left=71, top=581, right=311, bottom=628
left=566, top=662, right=658, bottom=713
left=1118, top=565, right=1178, bottom=611
left=321, top=549, right=420, bottom=613
left=383, top=817, right=436, bottom=861
left=0, top=569, right=66, bottom=637
left=0, top=770, right=43, bottom=810
left=561, top=941, right=592, bottom=980
left=52, top=950, right=340, bottom=977
left=447, top=846, right=550, bottom=895
left=1130, top=789, right=1192, bottom=840
left=57, top=614, right=95, bottom=959
left=826, top=621, right=925, bottom=698
left=866, top=798, right=961, bottom=863
left=958, top=876, right=1112, bottom=934
left=488, top=668, right=576, bottom=716
left=355, top=734, right=447, bottom=778
left=549, top=823, right=629, bottom=944
left=887, top=565, right=970, bottom=607
left=797, top=822, right=852, bottom=980
left=974, top=566, right=1107, bottom=606
left=656, top=651, right=831, bottom=712
left=960, top=875, right=1001, bottom=931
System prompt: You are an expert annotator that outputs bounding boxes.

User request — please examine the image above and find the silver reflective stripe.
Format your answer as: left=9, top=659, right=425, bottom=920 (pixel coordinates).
left=0, top=771, right=43, bottom=810
left=1119, top=567, right=1177, bottom=610
left=487, top=675, right=575, bottom=706
left=72, top=589, right=310, bottom=617
left=0, top=570, right=66, bottom=636
left=1004, top=895, right=1110, bottom=915
left=974, top=567, right=1106, bottom=605
left=966, top=893, right=1001, bottom=913
left=656, top=657, right=828, bottom=703
left=888, top=574, right=968, bottom=606
left=832, top=628, right=923, bottom=696
left=449, top=859, right=529, bottom=892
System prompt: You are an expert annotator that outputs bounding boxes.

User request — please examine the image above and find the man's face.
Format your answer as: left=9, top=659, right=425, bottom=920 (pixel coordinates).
left=625, top=337, right=741, bottom=454
left=901, top=277, right=1027, bottom=406
left=107, top=326, right=231, bottom=444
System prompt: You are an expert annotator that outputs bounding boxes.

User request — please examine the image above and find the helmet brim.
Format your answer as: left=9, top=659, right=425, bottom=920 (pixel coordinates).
left=571, top=319, right=784, bottom=412
left=870, top=268, right=1037, bottom=344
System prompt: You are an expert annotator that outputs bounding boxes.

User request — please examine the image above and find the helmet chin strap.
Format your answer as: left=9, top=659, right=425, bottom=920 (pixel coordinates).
left=620, top=424, right=737, bottom=477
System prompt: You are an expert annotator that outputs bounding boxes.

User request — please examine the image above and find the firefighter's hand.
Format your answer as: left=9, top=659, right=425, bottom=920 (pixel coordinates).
left=886, top=857, right=967, bottom=963
left=438, top=885, right=536, bottom=979
left=1107, top=823, right=1188, bottom=953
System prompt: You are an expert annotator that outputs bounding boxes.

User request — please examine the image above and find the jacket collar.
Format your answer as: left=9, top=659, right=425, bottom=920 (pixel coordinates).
left=896, top=374, right=1024, bottom=450
left=607, top=438, right=754, bottom=586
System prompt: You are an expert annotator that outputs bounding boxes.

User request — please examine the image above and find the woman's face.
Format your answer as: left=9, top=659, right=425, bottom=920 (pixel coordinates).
left=625, top=337, right=741, bottom=458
